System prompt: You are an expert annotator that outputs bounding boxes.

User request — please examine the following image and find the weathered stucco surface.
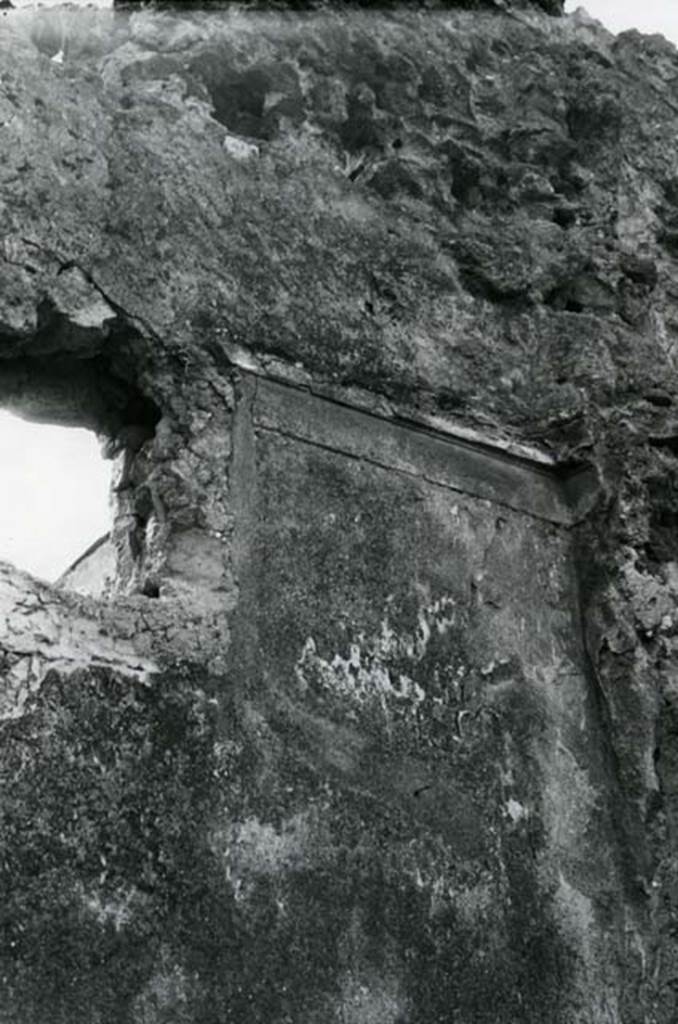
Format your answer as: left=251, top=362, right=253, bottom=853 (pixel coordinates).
left=2, top=1, right=678, bottom=1020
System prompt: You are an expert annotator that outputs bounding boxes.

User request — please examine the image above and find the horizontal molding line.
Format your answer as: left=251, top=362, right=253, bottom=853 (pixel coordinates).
left=223, top=343, right=556, bottom=466
left=245, top=372, right=598, bottom=527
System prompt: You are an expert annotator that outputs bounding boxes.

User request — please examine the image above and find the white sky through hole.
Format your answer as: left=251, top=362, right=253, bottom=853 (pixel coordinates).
left=0, top=411, right=112, bottom=582
left=564, top=0, right=678, bottom=43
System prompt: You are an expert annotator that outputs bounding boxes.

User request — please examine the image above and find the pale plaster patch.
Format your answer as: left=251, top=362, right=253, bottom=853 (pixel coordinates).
left=211, top=808, right=328, bottom=905
left=227, top=812, right=316, bottom=875
left=506, top=797, right=528, bottom=823
left=328, top=971, right=408, bottom=1024
left=132, top=947, right=191, bottom=1024
left=79, top=882, right=147, bottom=932
left=532, top=656, right=601, bottom=864
left=300, top=909, right=411, bottom=1023
left=294, top=595, right=457, bottom=713
left=554, top=872, right=621, bottom=1023
left=450, top=878, right=496, bottom=927
left=223, top=133, right=260, bottom=160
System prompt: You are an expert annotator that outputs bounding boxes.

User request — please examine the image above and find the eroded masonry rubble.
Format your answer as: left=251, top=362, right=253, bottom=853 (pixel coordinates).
left=3, top=1, right=678, bottom=1021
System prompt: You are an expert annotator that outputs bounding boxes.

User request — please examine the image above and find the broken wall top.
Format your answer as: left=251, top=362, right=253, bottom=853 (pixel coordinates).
left=111, top=1, right=565, bottom=12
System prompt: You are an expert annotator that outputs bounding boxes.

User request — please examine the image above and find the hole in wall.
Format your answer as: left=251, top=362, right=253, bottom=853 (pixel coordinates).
left=0, top=347, right=162, bottom=596
left=0, top=409, right=111, bottom=584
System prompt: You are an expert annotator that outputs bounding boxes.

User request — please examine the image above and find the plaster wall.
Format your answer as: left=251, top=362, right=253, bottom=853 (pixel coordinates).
left=2, top=2, right=678, bottom=1020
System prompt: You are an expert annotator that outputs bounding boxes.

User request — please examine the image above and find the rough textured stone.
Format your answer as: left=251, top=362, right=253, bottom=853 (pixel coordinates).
left=1, top=2, right=678, bottom=1022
